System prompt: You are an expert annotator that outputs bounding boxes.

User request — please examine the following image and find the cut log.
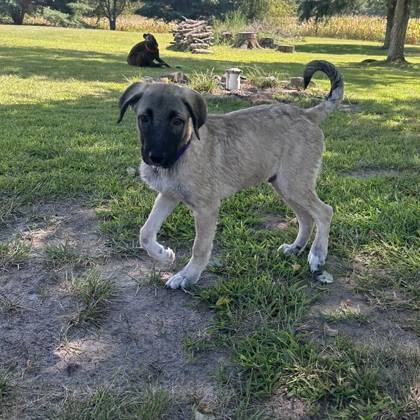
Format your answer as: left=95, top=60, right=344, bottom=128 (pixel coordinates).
left=192, top=48, right=213, bottom=54
left=235, top=32, right=261, bottom=49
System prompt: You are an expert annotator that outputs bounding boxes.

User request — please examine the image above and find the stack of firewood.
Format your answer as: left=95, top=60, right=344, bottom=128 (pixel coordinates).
left=171, top=18, right=214, bottom=54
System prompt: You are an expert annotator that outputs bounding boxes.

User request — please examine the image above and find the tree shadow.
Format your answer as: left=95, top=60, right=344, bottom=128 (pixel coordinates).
left=296, top=42, right=420, bottom=57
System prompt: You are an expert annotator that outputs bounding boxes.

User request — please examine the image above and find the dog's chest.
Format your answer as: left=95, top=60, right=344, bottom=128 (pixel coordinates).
left=140, top=163, right=191, bottom=203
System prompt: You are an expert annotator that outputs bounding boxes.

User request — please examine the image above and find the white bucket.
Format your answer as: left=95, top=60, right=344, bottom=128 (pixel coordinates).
left=225, top=68, right=242, bottom=90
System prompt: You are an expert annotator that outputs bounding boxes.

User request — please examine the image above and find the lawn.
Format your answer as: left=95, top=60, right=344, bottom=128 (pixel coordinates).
left=0, top=24, right=419, bottom=418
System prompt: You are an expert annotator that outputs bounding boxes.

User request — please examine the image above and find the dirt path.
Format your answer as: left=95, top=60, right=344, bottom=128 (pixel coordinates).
left=0, top=202, right=228, bottom=419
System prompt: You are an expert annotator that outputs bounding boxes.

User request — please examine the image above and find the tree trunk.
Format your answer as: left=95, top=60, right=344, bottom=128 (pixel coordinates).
left=11, top=8, right=25, bottom=25
left=386, top=0, right=411, bottom=63
left=383, top=0, right=397, bottom=49
left=235, top=32, right=261, bottom=49
left=109, top=18, right=116, bottom=30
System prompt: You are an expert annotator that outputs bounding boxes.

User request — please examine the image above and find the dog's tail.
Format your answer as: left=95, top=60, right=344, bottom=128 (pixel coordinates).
left=303, top=60, right=344, bottom=124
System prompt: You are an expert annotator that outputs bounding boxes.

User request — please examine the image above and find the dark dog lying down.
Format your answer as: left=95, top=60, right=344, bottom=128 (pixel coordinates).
left=127, top=33, right=170, bottom=68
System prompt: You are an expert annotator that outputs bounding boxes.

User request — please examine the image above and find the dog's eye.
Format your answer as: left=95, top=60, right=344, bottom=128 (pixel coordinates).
left=139, top=114, right=150, bottom=124
left=172, top=118, right=184, bottom=127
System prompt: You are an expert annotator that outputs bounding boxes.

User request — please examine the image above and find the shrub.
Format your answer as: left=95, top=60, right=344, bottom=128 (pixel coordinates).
left=189, top=69, right=219, bottom=93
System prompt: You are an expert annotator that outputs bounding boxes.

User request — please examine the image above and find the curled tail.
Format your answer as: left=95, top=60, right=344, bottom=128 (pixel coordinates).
left=303, top=60, right=344, bottom=124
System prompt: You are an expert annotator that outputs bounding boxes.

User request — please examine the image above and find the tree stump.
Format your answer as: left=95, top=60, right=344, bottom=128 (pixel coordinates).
left=235, top=32, right=261, bottom=49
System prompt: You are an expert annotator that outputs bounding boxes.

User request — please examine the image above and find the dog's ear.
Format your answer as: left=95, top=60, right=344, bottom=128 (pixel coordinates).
left=118, top=82, right=147, bottom=124
left=181, top=89, right=207, bottom=140
left=143, top=33, right=148, bottom=39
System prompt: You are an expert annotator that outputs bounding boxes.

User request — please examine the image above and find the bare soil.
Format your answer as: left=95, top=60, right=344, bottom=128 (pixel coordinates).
left=0, top=201, right=229, bottom=419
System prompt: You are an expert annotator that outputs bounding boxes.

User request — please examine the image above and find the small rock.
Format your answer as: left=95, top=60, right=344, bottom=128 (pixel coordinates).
left=141, top=76, right=155, bottom=83
left=160, top=71, right=189, bottom=84
left=289, top=77, right=316, bottom=89
left=315, top=271, right=334, bottom=284
left=194, top=409, right=215, bottom=420
left=324, top=324, right=339, bottom=337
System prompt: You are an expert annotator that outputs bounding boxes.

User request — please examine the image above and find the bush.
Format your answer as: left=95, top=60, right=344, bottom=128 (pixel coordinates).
left=41, top=7, right=77, bottom=27
left=189, top=69, right=219, bottom=94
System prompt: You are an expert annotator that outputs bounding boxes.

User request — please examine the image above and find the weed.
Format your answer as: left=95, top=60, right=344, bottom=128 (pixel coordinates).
left=58, top=385, right=170, bottom=420
left=189, top=69, right=219, bottom=93
left=44, top=240, right=90, bottom=269
left=0, top=238, right=30, bottom=271
left=70, top=269, right=116, bottom=327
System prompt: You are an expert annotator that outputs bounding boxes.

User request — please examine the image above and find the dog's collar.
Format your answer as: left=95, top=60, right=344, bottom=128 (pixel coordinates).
left=174, top=139, right=191, bottom=162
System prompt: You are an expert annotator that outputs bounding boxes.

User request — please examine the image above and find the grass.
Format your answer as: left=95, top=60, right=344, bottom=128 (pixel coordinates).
left=0, top=24, right=419, bottom=417
left=189, top=69, right=219, bottom=93
left=0, top=238, right=31, bottom=270
left=44, top=240, right=92, bottom=269
left=70, top=269, right=116, bottom=327
left=58, top=385, right=170, bottom=420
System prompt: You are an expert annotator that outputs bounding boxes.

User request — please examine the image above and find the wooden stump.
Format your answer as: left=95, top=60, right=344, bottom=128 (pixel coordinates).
left=235, top=32, right=261, bottom=49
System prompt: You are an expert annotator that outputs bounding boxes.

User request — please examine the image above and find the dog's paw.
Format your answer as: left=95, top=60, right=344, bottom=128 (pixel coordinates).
left=148, top=245, right=175, bottom=266
left=307, top=251, right=326, bottom=272
left=278, top=243, right=302, bottom=255
left=165, top=271, right=199, bottom=290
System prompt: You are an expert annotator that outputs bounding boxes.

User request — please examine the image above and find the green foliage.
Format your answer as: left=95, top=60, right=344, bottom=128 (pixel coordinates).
left=58, top=386, right=170, bottom=420
left=41, top=6, right=75, bottom=26
left=189, top=69, right=219, bottom=93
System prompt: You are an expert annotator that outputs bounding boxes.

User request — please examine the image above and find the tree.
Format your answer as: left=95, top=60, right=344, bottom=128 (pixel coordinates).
left=386, top=0, right=411, bottom=62
left=383, top=0, right=397, bottom=48
left=298, top=0, right=413, bottom=63
left=0, top=0, right=37, bottom=24
left=96, top=0, right=127, bottom=30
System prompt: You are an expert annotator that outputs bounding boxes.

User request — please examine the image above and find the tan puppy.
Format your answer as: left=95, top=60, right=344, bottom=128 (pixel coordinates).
left=118, top=60, right=344, bottom=289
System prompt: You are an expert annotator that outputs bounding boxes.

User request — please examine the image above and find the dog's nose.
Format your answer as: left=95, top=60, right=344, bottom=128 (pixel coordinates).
left=149, top=152, right=164, bottom=165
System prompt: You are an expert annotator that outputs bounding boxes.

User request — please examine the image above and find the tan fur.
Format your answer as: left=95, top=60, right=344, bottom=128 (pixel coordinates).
left=132, top=85, right=340, bottom=288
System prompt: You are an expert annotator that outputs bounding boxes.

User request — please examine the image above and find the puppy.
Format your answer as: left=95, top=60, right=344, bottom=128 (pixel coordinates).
left=118, top=60, right=344, bottom=288
left=127, top=33, right=171, bottom=68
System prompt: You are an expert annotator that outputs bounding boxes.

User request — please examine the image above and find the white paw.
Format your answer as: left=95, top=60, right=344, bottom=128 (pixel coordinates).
left=149, top=245, right=175, bottom=266
left=315, top=270, right=334, bottom=284
left=308, top=251, right=326, bottom=272
left=165, top=271, right=199, bottom=289
left=278, top=243, right=301, bottom=255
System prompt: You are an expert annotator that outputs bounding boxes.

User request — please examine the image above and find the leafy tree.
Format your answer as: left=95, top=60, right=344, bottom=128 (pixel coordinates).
left=298, top=0, right=414, bottom=63
left=94, top=0, right=127, bottom=30
left=0, top=0, right=40, bottom=24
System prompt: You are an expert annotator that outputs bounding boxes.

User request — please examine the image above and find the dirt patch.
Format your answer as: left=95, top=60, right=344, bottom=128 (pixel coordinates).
left=301, top=257, right=419, bottom=351
left=0, top=201, right=229, bottom=419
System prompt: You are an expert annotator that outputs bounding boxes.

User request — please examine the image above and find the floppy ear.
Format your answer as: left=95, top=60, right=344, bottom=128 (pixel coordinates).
left=181, top=89, right=207, bottom=140
left=117, top=83, right=147, bottom=124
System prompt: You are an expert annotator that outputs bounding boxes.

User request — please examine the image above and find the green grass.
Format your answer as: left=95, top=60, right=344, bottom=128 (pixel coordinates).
left=0, top=24, right=419, bottom=417
left=44, top=241, right=92, bottom=269
left=58, top=385, right=170, bottom=420
left=0, top=238, right=31, bottom=270
left=70, top=269, right=116, bottom=327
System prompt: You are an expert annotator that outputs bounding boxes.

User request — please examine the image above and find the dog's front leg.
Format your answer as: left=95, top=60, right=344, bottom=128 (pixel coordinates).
left=140, top=193, right=179, bottom=265
left=165, top=209, right=218, bottom=289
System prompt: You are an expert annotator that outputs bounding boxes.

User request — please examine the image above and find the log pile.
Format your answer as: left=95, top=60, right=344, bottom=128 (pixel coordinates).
left=171, top=18, right=214, bottom=53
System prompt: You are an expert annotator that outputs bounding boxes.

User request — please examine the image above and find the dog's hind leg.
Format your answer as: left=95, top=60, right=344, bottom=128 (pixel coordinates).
left=273, top=176, right=333, bottom=274
left=140, top=193, right=179, bottom=265
left=165, top=208, right=219, bottom=289
left=271, top=180, right=314, bottom=255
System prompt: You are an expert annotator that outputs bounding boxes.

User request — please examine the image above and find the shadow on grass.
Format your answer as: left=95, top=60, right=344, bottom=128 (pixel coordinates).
left=296, top=42, right=420, bottom=57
